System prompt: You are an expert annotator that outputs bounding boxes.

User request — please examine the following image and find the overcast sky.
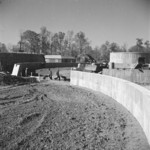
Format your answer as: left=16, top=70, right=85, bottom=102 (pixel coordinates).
left=0, top=0, right=149, bottom=48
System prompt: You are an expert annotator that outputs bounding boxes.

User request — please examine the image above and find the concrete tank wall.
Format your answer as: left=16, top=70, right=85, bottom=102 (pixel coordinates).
left=110, top=52, right=150, bottom=64
left=70, top=70, right=150, bottom=146
left=103, top=69, right=150, bottom=84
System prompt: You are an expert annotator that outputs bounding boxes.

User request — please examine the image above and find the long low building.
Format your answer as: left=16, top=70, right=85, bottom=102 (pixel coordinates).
left=45, top=55, right=76, bottom=63
left=0, top=53, right=45, bottom=73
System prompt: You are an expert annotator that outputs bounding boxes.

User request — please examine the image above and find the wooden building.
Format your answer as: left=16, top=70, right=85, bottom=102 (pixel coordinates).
left=45, top=55, right=76, bottom=63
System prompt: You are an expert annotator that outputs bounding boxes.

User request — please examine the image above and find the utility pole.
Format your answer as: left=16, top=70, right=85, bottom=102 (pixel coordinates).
left=19, top=41, right=22, bottom=52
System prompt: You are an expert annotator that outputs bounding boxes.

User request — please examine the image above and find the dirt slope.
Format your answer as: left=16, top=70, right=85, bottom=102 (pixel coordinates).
left=0, top=81, right=149, bottom=150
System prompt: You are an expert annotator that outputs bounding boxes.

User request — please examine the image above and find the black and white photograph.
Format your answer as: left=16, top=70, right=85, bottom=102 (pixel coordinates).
left=0, top=0, right=150, bottom=149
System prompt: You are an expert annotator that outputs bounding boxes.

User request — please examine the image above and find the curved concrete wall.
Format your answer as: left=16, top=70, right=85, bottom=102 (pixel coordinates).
left=70, top=70, right=150, bottom=145
left=103, top=69, right=150, bottom=84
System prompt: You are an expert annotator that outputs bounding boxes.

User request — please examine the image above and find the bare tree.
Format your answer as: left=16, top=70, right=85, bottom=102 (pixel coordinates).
left=144, top=40, right=150, bottom=51
left=40, top=26, right=52, bottom=54
left=74, top=31, right=90, bottom=54
left=22, top=30, right=40, bottom=54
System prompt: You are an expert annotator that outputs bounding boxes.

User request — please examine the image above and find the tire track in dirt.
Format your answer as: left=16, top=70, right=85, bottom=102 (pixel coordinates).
left=0, top=86, right=38, bottom=115
left=5, top=110, right=48, bottom=150
left=0, top=84, right=58, bottom=149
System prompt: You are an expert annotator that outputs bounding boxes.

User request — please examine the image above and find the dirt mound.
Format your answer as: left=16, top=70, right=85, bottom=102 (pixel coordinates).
left=0, top=72, right=37, bottom=85
left=0, top=81, right=149, bottom=150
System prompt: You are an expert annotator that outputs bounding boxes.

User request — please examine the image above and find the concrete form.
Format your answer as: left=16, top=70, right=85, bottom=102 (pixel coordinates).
left=103, top=69, right=150, bottom=84
left=109, top=52, right=150, bottom=69
left=110, top=52, right=150, bottom=64
left=70, top=70, right=150, bottom=146
left=11, top=62, right=78, bottom=76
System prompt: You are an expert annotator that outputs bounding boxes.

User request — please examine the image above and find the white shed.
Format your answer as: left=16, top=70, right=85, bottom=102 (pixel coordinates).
left=45, top=55, right=62, bottom=63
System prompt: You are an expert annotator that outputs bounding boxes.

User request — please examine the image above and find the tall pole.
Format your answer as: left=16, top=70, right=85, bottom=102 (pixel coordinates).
left=19, top=41, right=22, bottom=52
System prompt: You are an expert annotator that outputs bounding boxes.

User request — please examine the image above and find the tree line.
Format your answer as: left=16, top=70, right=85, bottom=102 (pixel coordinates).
left=0, top=27, right=150, bottom=62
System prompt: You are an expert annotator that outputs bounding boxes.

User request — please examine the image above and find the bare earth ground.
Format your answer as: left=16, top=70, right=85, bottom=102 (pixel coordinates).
left=0, top=80, right=149, bottom=150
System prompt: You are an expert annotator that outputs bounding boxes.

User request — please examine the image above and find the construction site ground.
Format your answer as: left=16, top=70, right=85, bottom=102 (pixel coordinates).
left=0, top=75, right=149, bottom=150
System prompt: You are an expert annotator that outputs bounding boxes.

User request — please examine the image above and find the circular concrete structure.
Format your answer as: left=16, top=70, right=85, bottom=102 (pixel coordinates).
left=70, top=70, right=150, bottom=146
left=110, top=52, right=150, bottom=64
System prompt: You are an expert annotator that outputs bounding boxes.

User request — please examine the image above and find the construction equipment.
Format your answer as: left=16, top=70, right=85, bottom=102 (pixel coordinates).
left=76, top=54, right=108, bottom=73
